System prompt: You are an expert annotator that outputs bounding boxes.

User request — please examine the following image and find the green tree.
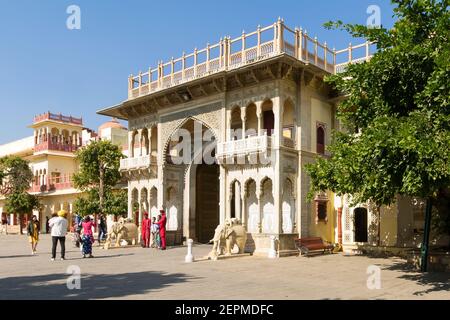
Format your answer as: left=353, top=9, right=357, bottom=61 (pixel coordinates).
left=0, top=156, right=34, bottom=195
left=73, top=190, right=100, bottom=217
left=104, top=190, right=128, bottom=219
left=74, top=189, right=127, bottom=219
left=73, top=140, right=125, bottom=215
left=0, top=156, right=39, bottom=234
left=306, top=0, right=450, bottom=271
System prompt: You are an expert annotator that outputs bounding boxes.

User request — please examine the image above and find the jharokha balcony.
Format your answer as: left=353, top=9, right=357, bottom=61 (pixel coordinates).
left=29, top=174, right=74, bottom=193
left=120, top=154, right=151, bottom=171
left=127, top=19, right=374, bottom=100
left=217, top=134, right=273, bottom=161
left=34, top=139, right=81, bottom=153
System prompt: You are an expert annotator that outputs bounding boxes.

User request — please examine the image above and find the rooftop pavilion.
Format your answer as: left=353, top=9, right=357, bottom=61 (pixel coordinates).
left=32, top=111, right=83, bottom=127
left=126, top=18, right=374, bottom=101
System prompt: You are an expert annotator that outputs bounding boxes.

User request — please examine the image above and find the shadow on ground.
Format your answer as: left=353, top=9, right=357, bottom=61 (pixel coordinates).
left=0, top=271, right=200, bottom=300
left=382, top=261, right=450, bottom=296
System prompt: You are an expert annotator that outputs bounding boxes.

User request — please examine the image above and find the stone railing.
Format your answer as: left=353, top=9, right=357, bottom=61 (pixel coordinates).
left=128, top=19, right=373, bottom=100
left=120, top=155, right=151, bottom=171
left=29, top=174, right=74, bottom=193
left=34, top=112, right=83, bottom=125
left=34, top=141, right=80, bottom=153
left=217, top=134, right=272, bottom=158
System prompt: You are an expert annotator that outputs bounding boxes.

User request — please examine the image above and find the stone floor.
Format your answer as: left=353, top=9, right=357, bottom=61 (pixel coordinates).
left=0, top=234, right=449, bottom=300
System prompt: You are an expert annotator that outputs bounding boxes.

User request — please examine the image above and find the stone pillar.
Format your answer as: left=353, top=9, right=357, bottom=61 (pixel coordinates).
left=127, top=185, right=133, bottom=219
left=148, top=127, right=152, bottom=157
left=273, top=96, right=283, bottom=234
left=138, top=129, right=143, bottom=157
left=128, top=131, right=134, bottom=158
left=219, top=166, right=226, bottom=225
left=256, top=101, right=263, bottom=136
left=185, top=239, right=194, bottom=263
left=157, top=123, right=164, bottom=210
left=256, top=189, right=262, bottom=233
left=226, top=109, right=232, bottom=141
left=241, top=107, right=246, bottom=139
left=241, top=189, right=246, bottom=228
left=234, top=182, right=241, bottom=221
left=138, top=189, right=143, bottom=226
left=337, top=207, right=343, bottom=245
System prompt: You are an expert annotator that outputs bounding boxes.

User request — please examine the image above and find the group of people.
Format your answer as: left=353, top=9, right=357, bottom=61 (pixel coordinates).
left=141, top=210, right=167, bottom=250
left=26, top=212, right=65, bottom=259
left=23, top=209, right=167, bottom=260
left=24, top=210, right=98, bottom=260
left=73, top=213, right=108, bottom=258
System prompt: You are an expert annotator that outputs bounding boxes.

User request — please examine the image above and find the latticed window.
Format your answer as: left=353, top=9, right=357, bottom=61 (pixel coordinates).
left=316, top=125, right=325, bottom=154
left=316, top=201, right=328, bottom=222
left=314, top=192, right=328, bottom=224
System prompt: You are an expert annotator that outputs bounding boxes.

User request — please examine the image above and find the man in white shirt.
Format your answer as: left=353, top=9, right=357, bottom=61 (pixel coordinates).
left=49, top=210, right=69, bottom=261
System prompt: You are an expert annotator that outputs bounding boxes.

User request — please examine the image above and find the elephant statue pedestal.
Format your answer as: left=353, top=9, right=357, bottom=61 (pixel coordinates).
left=207, top=218, right=247, bottom=261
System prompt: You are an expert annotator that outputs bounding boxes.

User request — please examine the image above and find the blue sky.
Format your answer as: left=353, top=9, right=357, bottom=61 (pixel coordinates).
left=0, top=0, right=396, bottom=144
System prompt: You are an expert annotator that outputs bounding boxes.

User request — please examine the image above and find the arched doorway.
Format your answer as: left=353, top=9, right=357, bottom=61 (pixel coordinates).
left=354, top=207, right=368, bottom=242
left=165, top=117, right=219, bottom=243
left=195, top=163, right=220, bottom=243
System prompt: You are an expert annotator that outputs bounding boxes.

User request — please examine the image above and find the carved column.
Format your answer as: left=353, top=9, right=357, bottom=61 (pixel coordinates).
left=138, top=188, right=143, bottom=226
left=148, top=127, right=152, bottom=157
left=127, top=185, right=133, bottom=219
left=128, top=131, right=134, bottom=158
left=256, top=101, right=263, bottom=136
left=273, top=96, right=283, bottom=234
left=234, top=182, right=242, bottom=221
left=241, top=107, right=247, bottom=139
left=138, top=129, right=143, bottom=157
left=219, top=166, right=226, bottom=225
left=256, top=189, right=262, bottom=233
left=226, top=109, right=232, bottom=141
left=241, top=188, right=247, bottom=228
left=338, top=207, right=343, bottom=245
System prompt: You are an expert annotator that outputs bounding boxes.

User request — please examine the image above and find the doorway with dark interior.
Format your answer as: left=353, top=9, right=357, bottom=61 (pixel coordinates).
left=354, top=207, right=368, bottom=242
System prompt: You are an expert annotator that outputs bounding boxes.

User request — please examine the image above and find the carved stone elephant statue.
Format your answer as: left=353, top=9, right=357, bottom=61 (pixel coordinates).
left=104, top=218, right=139, bottom=249
left=208, top=218, right=247, bottom=260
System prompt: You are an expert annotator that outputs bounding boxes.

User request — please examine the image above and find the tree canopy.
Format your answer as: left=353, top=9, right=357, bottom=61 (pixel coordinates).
left=74, top=189, right=128, bottom=217
left=306, top=0, right=449, bottom=215
left=5, top=192, right=40, bottom=216
left=73, top=140, right=125, bottom=215
left=0, top=156, right=40, bottom=234
left=0, top=156, right=34, bottom=195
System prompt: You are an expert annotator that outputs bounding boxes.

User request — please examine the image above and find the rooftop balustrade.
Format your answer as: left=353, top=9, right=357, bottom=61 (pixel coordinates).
left=34, top=112, right=83, bottom=126
left=128, top=19, right=374, bottom=100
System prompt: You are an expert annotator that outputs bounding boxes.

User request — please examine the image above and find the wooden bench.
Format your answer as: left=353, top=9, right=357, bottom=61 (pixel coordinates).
left=295, top=237, right=334, bottom=256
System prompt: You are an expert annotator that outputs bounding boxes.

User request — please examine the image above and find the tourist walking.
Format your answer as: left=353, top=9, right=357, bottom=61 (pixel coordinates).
left=27, top=215, right=40, bottom=255
left=141, top=212, right=151, bottom=248
left=49, top=210, right=68, bottom=261
left=81, top=216, right=95, bottom=258
left=156, top=210, right=167, bottom=250
left=97, top=214, right=107, bottom=244
left=1, top=216, right=7, bottom=234
left=73, top=213, right=82, bottom=247
left=45, top=216, right=50, bottom=234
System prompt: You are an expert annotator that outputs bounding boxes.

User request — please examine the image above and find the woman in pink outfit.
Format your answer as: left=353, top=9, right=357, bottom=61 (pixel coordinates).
left=81, top=216, right=95, bottom=258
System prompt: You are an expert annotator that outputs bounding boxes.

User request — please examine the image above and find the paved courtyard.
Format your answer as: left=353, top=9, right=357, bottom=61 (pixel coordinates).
left=0, top=234, right=449, bottom=300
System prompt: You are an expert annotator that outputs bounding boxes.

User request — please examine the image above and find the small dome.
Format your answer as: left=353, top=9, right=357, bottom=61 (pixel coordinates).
left=99, top=118, right=126, bottom=133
